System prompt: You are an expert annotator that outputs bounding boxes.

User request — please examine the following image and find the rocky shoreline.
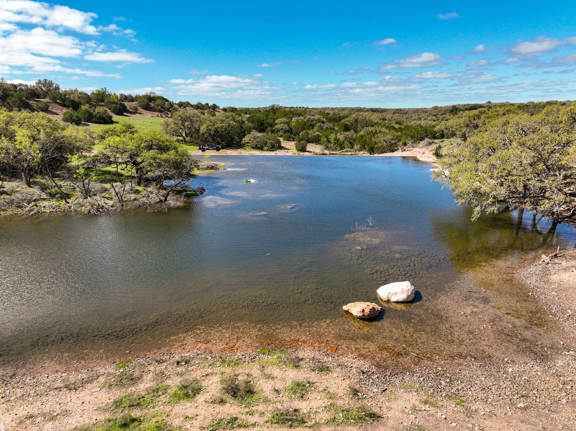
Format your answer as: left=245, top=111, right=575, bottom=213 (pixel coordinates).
left=0, top=252, right=574, bottom=430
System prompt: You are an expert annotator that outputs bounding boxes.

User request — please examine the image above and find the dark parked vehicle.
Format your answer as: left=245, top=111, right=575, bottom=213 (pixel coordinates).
left=199, top=144, right=222, bottom=152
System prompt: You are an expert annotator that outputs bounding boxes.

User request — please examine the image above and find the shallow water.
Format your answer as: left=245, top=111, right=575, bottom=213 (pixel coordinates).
left=0, top=156, right=574, bottom=367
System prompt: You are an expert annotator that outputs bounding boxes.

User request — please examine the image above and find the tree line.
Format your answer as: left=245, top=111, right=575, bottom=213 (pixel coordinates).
left=1, top=79, right=575, bottom=225
left=0, top=111, right=198, bottom=209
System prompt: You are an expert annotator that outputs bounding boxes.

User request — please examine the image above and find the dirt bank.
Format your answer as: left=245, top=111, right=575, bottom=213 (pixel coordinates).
left=190, top=142, right=438, bottom=164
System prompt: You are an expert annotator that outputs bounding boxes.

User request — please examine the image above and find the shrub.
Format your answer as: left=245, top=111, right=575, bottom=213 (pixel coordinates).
left=242, top=131, right=281, bottom=151
left=267, top=409, right=307, bottom=428
left=168, top=379, right=202, bottom=403
left=221, top=374, right=258, bottom=405
left=294, top=139, right=308, bottom=152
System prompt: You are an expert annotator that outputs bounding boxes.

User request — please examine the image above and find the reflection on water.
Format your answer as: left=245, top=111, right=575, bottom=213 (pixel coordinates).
left=431, top=207, right=574, bottom=271
left=0, top=156, right=574, bottom=367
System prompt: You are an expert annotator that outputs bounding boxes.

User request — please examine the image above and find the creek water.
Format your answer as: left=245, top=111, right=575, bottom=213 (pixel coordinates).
left=1, top=156, right=574, bottom=367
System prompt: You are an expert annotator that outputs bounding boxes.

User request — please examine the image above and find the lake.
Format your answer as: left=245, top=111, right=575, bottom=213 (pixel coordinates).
left=1, top=155, right=575, bottom=368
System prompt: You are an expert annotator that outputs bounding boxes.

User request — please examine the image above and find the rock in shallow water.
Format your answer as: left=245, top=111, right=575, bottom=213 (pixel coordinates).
left=342, top=302, right=383, bottom=319
left=377, top=281, right=416, bottom=302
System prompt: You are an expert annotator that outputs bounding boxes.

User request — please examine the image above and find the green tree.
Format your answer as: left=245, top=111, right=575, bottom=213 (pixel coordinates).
left=439, top=104, right=576, bottom=229
left=163, top=109, right=202, bottom=143
left=242, top=131, right=281, bottom=151
left=142, top=148, right=196, bottom=202
left=200, top=114, right=246, bottom=148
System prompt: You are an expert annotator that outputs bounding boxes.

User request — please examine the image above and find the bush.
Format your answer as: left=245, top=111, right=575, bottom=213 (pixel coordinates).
left=62, top=109, right=82, bottom=125
left=294, top=139, right=307, bottom=152
left=242, top=131, right=281, bottom=151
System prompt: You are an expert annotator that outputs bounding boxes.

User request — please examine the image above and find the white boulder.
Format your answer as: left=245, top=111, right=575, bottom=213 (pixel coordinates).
left=377, top=281, right=415, bottom=303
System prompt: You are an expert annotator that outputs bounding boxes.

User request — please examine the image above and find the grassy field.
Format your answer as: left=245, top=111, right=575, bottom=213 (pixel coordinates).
left=88, top=114, right=165, bottom=134
left=87, top=115, right=199, bottom=152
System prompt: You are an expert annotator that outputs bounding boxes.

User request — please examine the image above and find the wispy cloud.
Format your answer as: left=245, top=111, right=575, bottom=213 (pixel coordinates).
left=415, top=71, right=451, bottom=79
left=170, top=74, right=274, bottom=99
left=437, top=12, right=459, bottom=20
left=511, top=37, right=565, bottom=55
left=119, top=86, right=165, bottom=95
left=474, top=44, right=486, bottom=53
left=374, top=38, right=396, bottom=46
left=85, top=50, right=152, bottom=63
left=381, top=52, right=441, bottom=70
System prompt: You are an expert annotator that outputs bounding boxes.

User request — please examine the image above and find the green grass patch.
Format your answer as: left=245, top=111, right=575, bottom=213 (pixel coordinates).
left=420, top=396, right=438, bottom=407
left=267, top=409, right=307, bottom=428
left=258, top=347, right=299, bottom=368
left=325, top=404, right=380, bottom=426
left=452, top=394, right=466, bottom=407
left=219, top=358, right=243, bottom=368
left=204, top=416, right=253, bottom=431
left=285, top=380, right=313, bottom=400
left=111, top=384, right=168, bottom=410
left=168, top=379, right=202, bottom=404
left=115, top=361, right=133, bottom=370
left=309, top=361, right=330, bottom=373
left=220, top=374, right=258, bottom=406
left=348, top=386, right=365, bottom=400
left=88, top=115, right=165, bottom=134
left=74, top=414, right=176, bottom=431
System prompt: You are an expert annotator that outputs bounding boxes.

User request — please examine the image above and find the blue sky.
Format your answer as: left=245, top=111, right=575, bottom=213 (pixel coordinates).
left=1, top=0, right=576, bottom=107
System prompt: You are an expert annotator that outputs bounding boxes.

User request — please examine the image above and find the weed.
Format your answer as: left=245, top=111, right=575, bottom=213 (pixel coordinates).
left=205, top=416, right=253, bottom=431
left=267, top=409, right=307, bottom=428
left=309, top=362, right=330, bottom=373
left=452, top=394, right=466, bottom=407
left=348, top=386, right=365, bottom=400
left=111, top=384, right=168, bottom=410
left=258, top=348, right=299, bottom=368
left=221, top=374, right=258, bottom=405
left=115, top=361, right=133, bottom=370
left=168, top=380, right=202, bottom=404
left=219, top=358, right=242, bottom=368
left=103, top=368, right=142, bottom=388
left=325, top=404, right=380, bottom=426
left=421, top=396, right=438, bottom=408
left=285, top=380, right=313, bottom=400
left=75, top=415, right=177, bottom=431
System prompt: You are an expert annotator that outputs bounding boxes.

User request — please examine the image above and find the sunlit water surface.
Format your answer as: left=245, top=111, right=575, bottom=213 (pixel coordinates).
left=1, top=156, right=574, bottom=367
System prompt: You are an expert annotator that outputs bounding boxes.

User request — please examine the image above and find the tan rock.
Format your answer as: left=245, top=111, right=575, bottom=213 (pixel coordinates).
left=342, top=302, right=382, bottom=319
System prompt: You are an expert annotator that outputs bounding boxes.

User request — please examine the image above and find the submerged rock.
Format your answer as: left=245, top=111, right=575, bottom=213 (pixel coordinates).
left=377, top=281, right=416, bottom=303
left=342, top=302, right=382, bottom=319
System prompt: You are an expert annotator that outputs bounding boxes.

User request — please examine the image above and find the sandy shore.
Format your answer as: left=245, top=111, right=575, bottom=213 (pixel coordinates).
left=1, top=252, right=574, bottom=431
left=190, top=142, right=438, bottom=164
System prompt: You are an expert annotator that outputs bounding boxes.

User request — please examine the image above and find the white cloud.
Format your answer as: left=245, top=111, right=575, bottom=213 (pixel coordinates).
left=470, top=59, right=489, bottom=67
left=100, top=23, right=136, bottom=38
left=302, top=79, right=417, bottom=98
left=119, top=86, right=164, bottom=95
left=512, top=37, right=563, bottom=55
left=4, top=78, right=36, bottom=85
left=474, top=44, right=486, bottom=53
left=85, top=50, right=152, bottom=63
left=382, top=52, right=441, bottom=70
left=0, top=0, right=98, bottom=34
left=0, top=1, right=152, bottom=79
left=258, top=62, right=281, bottom=68
left=0, top=22, right=17, bottom=32
left=170, top=74, right=273, bottom=99
left=415, top=71, right=451, bottom=79
left=437, top=12, right=459, bottom=20
left=1, top=27, right=82, bottom=57
left=461, top=74, right=500, bottom=84
left=375, top=38, right=396, bottom=46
